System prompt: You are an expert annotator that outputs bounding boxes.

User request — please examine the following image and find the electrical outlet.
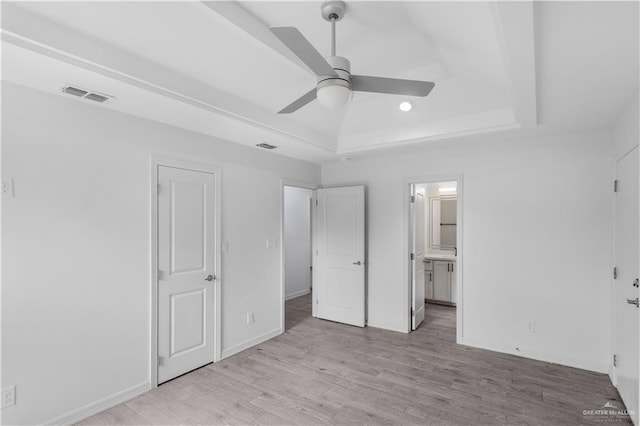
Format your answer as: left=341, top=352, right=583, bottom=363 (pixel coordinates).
left=1, top=386, right=16, bottom=408
left=1, top=178, right=14, bottom=197
left=246, top=312, right=255, bottom=324
left=528, top=321, right=536, bottom=333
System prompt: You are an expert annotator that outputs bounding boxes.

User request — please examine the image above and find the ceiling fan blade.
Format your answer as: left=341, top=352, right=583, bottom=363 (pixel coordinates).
left=270, top=27, right=338, bottom=78
left=278, top=88, right=317, bottom=114
left=351, top=75, right=435, bottom=97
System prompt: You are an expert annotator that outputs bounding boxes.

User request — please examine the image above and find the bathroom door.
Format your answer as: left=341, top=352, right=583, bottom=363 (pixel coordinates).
left=411, top=189, right=426, bottom=330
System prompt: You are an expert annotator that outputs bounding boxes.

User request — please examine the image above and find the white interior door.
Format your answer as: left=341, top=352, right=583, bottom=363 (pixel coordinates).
left=158, top=165, right=216, bottom=384
left=614, top=147, right=639, bottom=424
left=412, top=190, right=426, bottom=330
left=314, top=186, right=365, bottom=327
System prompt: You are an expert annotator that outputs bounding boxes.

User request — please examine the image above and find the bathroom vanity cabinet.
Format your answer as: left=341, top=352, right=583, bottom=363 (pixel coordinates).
left=425, top=258, right=456, bottom=305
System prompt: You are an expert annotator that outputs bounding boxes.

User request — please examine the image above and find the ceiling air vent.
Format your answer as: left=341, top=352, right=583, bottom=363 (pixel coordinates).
left=61, top=85, right=113, bottom=103
left=62, top=86, right=88, bottom=97
left=84, top=93, right=109, bottom=103
left=256, top=143, right=277, bottom=150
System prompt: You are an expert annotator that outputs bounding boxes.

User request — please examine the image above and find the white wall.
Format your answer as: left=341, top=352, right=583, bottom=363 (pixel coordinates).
left=322, top=129, right=613, bottom=372
left=1, top=82, right=320, bottom=425
left=283, top=186, right=312, bottom=300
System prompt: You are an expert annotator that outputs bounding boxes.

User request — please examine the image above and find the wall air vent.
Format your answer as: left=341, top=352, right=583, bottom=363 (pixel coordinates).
left=61, top=85, right=113, bottom=103
left=256, top=143, right=277, bottom=150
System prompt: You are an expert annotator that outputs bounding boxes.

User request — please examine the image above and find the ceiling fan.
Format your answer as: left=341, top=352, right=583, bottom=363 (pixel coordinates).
left=270, top=0, right=435, bottom=114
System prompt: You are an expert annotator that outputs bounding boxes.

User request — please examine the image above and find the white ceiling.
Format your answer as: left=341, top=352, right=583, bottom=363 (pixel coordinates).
left=1, top=1, right=637, bottom=164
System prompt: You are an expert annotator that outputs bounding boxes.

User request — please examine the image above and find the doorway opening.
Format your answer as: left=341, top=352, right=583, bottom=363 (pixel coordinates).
left=281, top=183, right=367, bottom=332
left=282, top=184, right=314, bottom=330
left=407, top=176, right=463, bottom=342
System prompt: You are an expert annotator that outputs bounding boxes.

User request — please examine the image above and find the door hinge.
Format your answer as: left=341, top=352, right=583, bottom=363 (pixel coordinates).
left=410, top=253, right=415, bottom=261
left=614, top=180, right=618, bottom=193
left=158, top=356, right=163, bottom=366
left=316, top=298, right=319, bottom=305
left=410, top=195, right=415, bottom=203
left=157, top=184, right=161, bottom=195
left=411, top=306, right=414, bottom=316
left=158, top=270, right=165, bottom=281
left=613, top=354, right=617, bottom=367
left=613, top=267, right=618, bottom=280
left=316, top=199, right=318, bottom=206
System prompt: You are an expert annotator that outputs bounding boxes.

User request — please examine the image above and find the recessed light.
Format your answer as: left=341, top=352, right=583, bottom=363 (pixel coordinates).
left=399, top=101, right=412, bottom=112
left=439, top=187, right=457, bottom=193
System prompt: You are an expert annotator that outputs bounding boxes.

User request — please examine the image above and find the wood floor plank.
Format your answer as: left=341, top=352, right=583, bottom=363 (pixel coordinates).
left=78, top=296, right=629, bottom=425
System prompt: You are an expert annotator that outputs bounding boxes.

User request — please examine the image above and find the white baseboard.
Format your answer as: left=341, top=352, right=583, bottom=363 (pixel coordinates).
left=221, top=328, right=283, bottom=360
left=461, top=336, right=609, bottom=374
left=285, top=289, right=310, bottom=301
left=44, top=381, right=150, bottom=426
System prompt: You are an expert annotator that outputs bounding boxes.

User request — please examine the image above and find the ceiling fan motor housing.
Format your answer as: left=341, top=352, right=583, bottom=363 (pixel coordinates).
left=317, top=55, right=351, bottom=91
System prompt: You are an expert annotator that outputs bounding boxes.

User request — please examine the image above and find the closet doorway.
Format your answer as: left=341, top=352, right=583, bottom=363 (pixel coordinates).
left=282, top=183, right=315, bottom=330
left=406, top=175, right=463, bottom=342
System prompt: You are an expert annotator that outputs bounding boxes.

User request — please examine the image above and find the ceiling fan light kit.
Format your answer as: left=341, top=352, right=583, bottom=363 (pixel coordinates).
left=270, top=0, right=435, bottom=114
left=316, top=55, right=352, bottom=108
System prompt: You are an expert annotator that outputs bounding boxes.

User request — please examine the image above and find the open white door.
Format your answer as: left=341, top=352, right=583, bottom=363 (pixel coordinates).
left=157, top=165, right=216, bottom=384
left=411, top=189, right=426, bottom=330
left=314, top=186, right=365, bottom=327
left=614, top=147, right=639, bottom=424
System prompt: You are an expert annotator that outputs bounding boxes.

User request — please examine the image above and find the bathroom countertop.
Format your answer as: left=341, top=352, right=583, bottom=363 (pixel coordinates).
left=425, top=253, right=457, bottom=262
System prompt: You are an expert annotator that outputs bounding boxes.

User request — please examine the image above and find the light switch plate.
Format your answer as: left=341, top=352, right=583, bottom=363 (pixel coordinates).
left=1, top=386, right=16, bottom=408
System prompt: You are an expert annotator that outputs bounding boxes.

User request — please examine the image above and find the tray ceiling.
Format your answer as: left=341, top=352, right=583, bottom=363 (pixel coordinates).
left=3, top=1, right=632, bottom=163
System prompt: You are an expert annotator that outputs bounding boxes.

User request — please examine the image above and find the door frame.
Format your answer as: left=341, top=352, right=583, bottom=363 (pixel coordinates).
left=149, top=155, right=222, bottom=388
left=280, top=179, right=319, bottom=334
left=404, top=174, right=464, bottom=342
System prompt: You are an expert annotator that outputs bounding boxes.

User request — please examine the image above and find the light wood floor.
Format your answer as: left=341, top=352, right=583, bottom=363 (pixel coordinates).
left=80, top=294, right=628, bottom=425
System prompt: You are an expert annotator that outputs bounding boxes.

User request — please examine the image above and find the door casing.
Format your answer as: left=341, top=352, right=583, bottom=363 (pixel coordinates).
left=405, top=174, right=464, bottom=340
left=149, top=155, right=222, bottom=388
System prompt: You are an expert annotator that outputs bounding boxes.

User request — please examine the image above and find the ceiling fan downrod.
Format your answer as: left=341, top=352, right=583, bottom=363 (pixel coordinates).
left=321, top=0, right=346, bottom=57
left=331, top=14, right=337, bottom=56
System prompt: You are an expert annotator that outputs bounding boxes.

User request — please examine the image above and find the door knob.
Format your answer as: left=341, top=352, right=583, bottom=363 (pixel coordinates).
left=205, top=274, right=215, bottom=282
left=353, top=261, right=362, bottom=265
left=634, top=278, right=639, bottom=288
left=627, top=298, right=639, bottom=307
